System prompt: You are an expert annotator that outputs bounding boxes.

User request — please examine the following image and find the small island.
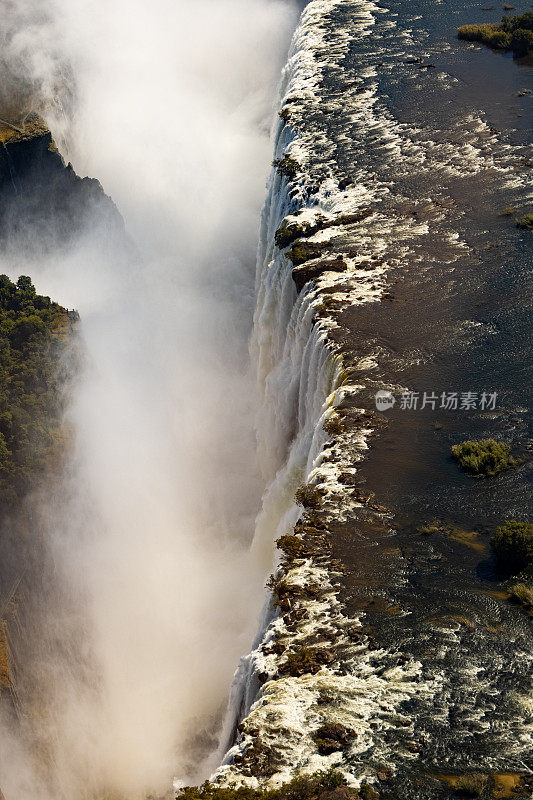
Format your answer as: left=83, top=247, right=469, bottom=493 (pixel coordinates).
left=458, top=12, right=533, bottom=57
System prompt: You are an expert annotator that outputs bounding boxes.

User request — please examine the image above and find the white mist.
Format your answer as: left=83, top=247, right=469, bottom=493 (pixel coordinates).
left=0, top=1, right=299, bottom=797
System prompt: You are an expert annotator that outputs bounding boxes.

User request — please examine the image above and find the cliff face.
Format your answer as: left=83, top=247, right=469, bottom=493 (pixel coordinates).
left=0, top=119, right=123, bottom=706
left=0, top=118, right=123, bottom=254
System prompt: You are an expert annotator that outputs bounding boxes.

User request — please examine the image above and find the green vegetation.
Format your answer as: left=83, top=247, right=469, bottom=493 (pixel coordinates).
left=509, top=582, right=533, bottom=612
left=452, top=774, right=489, bottom=797
left=273, top=155, right=301, bottom=181
left=458, top=13, right=533, bottom=57
left=358, top=786, right=379, bottom=800
left=275, top=218, right=322, bottom=250
left=451, top=439, right=517, bottom=477
left=516, top=213, right=533, bottom=230
left=491, top=521, right=533, bottom=571
left=0, top=274, right=72, bottom=506
left=177, top=768, right=357, bottom=800
left=499, top=206, right=516, bottom=216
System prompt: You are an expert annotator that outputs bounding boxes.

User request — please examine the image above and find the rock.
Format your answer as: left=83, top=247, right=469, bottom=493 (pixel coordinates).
left=295, top=483, right=324, bottom=509
left=287, top=240, right=326, bottom=266
left=275, top=214, right=327, bottom=249
left=336, top=208, right=374, bottom=227
left=346, top=624, right=365, bottom=640
left=314, top=722, right=357, bottom=754
left=292, top=255, right=346, bottom=291
left=281, top=646, right=336, bottom=676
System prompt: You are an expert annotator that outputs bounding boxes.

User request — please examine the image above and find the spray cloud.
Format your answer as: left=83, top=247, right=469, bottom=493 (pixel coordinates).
left=0, top=0, right=298, bottom=797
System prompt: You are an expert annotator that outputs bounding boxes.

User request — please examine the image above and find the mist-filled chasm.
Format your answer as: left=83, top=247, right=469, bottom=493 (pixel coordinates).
left=0, top=0, right=300, bottom=796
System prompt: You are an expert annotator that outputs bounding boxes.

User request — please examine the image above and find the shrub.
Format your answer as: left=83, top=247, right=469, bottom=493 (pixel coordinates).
left=177, top=768, right=350, bottom=800
left=511, top=28, right=533, bottom=56
left=491, top=521, right=533, bottom=571
left=287, top=241, right=324, bottom=266
left=451, top=439, right=517, bottom=477
left=487, top=29, right=511, bottom=48
left=516, top=213, right=533, bottom=230
left=510, top=582, right=533, bottom=611
left=323, top=415, right=344, bottom=436
left=501, top=12, right=533, bottom=32
left=0, top=623, right=10, bottom=690
left=273, top=155, right=301, bottom=180
left=359, top=786, right=379, bottom=800
left=457, top=23, right=500, bottom=42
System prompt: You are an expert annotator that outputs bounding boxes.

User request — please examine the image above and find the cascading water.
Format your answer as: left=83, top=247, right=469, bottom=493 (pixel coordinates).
left=209, top=41, right=349, bottom=777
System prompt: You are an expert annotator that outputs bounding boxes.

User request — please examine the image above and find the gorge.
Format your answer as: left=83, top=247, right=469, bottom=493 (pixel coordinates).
left=0, top=0, right=532, bottom=799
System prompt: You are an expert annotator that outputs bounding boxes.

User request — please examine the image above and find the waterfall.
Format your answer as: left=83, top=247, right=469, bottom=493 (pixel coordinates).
left=207, top=103, right=346, bottom=776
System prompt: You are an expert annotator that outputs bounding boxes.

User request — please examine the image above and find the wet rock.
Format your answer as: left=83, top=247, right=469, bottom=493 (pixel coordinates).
left=295, top=483, right=323, bottom=509
left=287, top=240, right=326, bottom=267
left=314, top=722, right=356, bottom=754
left=346, top=624, right=365, bottom=640
left=281, top=646, right=336, bottom=676
left=317, top=692, right=336, bottom=705
left=292, top=253, right=346, bottom=288
left=294, top=524, right=325, bottom=537
left=278, top=97, right=304, bottom=123
left=336, top=208, right=374, bottom=227
left=276, top=533, right=325, bottom=559
left=275, top=214, right=328, bottom=249
left=268, top=576, right=324, bottom=611
left=339, top=472, right=360, bottom=486
left=287, top=607, right=308, bottom=622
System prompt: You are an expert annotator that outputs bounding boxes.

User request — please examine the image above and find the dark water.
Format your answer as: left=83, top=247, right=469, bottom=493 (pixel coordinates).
left=297, top=0, right=533, bottom=794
